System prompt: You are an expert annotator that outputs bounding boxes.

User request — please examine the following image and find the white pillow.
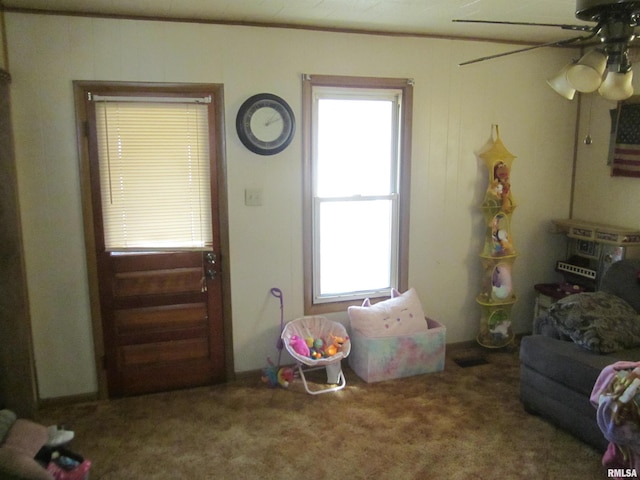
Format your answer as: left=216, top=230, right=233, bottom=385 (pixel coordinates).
left=348, top=288, right=429, bottom=338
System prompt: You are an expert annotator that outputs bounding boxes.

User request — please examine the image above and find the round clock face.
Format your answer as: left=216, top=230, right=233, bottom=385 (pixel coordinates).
left=236, top=93, right=295, bottom=155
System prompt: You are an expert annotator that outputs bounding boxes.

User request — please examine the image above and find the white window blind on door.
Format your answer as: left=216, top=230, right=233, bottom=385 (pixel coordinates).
left=94, top=99, right=213, bottom=251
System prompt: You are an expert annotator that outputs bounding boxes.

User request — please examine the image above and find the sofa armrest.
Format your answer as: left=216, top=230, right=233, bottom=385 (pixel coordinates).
left=600, top=259, right=640, bottom=312
left=0, top=419, right=53, bottom=480
left=0, top=447, right=53, bottom=480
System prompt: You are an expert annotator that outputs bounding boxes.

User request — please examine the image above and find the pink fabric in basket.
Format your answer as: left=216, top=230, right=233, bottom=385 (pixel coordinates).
left=47, top=460, right=91, bottom=480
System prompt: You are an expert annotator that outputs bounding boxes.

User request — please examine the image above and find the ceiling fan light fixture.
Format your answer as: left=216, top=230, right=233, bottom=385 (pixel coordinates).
left=454, top=0, right=640, bottom=101
left=566, top=49, right=608, bottom=92
left=547, top=63, right=577, bottom=100
left=598, top=69, right=634, bottom=100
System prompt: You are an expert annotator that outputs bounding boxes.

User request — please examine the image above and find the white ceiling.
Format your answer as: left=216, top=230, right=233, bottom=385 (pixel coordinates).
left=2, top=0, right=591, bottom=44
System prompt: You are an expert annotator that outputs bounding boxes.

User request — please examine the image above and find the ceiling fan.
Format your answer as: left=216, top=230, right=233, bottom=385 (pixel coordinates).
left=453, top=0, right=640, bottom=100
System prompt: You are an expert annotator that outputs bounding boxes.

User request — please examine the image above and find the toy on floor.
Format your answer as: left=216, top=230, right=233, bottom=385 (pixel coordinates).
left=261, top=357, right=295, bottom=388
left=277, top=366, right=294, bottom=387
left=46, top=425, right=74, bottom=447
left=261, top=358, right=279, bottom=387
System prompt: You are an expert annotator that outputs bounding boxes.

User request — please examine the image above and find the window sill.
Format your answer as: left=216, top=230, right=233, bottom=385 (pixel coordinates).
left=304, top=298, right=366, bottom=316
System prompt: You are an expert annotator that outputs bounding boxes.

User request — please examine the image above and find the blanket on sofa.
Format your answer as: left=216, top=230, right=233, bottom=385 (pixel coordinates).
left=541, top=291, right=640, bottom=354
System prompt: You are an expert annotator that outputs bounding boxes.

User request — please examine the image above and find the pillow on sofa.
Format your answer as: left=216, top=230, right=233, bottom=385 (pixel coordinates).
left=347, top=288, right=429, bottom=337
left=548, top=291, right=640, bottom=353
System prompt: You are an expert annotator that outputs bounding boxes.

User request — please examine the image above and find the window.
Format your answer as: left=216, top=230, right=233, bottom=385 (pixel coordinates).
left=303, top=75, right=413, bottom=313
left=91, top=93, right=213, bottom=251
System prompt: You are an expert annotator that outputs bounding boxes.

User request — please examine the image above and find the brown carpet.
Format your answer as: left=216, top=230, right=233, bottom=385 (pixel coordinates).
left=37, top=342, right=605, bottom=479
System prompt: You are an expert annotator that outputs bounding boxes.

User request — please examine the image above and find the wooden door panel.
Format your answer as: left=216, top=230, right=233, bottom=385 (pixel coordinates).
left=111, top=251, right=203, bottom=271
left=113, top=267, right=203, bottom=297
left=120, top=359, right=219, bottom=395
left=113, top=292, right=204, bottom=310
left=115, top=303, right=207, bottom=335
left=118, top=338, right=209, bottom=368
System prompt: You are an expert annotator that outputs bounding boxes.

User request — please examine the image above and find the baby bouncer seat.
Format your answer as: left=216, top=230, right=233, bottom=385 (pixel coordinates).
left=281, top=316, right=351, bottom=395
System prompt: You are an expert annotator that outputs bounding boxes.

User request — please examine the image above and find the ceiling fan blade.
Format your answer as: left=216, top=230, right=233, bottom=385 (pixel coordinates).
left=452, top=19, right=595, bottom=32
left=458, top=34, right=595, bottom=66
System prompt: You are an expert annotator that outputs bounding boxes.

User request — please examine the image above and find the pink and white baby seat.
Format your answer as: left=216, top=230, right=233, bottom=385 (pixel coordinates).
left=281, top=316, right=351, bottom=395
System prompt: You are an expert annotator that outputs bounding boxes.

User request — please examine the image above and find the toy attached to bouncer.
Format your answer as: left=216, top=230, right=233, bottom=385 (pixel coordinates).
left=261, top=287, right=296, bottom=389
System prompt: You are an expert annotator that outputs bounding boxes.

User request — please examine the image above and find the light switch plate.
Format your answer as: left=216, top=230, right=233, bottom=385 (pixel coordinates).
left=244, top=188, right=263, bottom=206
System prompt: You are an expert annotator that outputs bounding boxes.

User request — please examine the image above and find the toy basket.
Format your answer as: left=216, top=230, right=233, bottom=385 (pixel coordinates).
left=281, top=316, right=350, bottom=394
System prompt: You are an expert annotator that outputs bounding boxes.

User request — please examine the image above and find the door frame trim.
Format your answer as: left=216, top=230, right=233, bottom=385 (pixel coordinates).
left=73, top=81, right=234, bottom=398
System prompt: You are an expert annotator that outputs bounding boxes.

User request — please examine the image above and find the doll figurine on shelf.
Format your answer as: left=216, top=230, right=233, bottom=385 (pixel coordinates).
left=490, top=161, right=514, bottom=213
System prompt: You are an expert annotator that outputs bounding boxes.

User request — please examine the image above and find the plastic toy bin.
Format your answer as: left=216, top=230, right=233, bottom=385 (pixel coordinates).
left=44, top=448, right=91, bottom=480
left=348, top=318, right=446, bottom=383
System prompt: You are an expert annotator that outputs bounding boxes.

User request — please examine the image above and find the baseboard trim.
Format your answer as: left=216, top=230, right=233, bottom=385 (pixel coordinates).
left=446, top=333, right=526, bottom=354
left=38, top=334, right=531, bottom=405
left=38, top=392, right=99, bottom=409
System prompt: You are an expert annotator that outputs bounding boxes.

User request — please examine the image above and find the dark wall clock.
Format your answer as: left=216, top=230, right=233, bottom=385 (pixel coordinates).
left=236, top=93, right=296, bottom=155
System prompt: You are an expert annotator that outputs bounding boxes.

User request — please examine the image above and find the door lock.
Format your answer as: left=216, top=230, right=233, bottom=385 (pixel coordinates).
left=204, top=252, right=218, bottom=281
left=206, top=267, right=217, bottom=280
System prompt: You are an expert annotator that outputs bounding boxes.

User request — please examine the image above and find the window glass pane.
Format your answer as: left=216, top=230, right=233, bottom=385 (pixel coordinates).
left=318, top=199, right=393, bottom=295
left=95, top=101, right=212, bottom=250
left=316, top=98, right=394, bottom=197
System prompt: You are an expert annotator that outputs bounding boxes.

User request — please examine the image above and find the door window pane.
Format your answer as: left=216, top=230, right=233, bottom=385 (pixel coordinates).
left=95, top=100, right=212, bottom=250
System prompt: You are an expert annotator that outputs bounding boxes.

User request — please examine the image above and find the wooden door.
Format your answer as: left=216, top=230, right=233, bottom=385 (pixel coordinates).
left=76, top=82, right=228, bottom=397
left=101, top=250, right=224, bottom=396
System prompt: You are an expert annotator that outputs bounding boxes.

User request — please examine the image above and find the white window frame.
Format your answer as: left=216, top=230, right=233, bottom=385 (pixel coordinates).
left=302, top=75, right=413, bottom=314
left=312, top=87, right=402, bottom=304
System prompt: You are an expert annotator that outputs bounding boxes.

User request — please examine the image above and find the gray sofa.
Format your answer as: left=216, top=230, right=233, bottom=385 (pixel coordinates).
left=520, top=259, right=640, bottom=452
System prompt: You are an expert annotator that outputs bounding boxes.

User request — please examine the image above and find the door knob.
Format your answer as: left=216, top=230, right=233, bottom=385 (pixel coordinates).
left=206, top=268, right=217, bottom=280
